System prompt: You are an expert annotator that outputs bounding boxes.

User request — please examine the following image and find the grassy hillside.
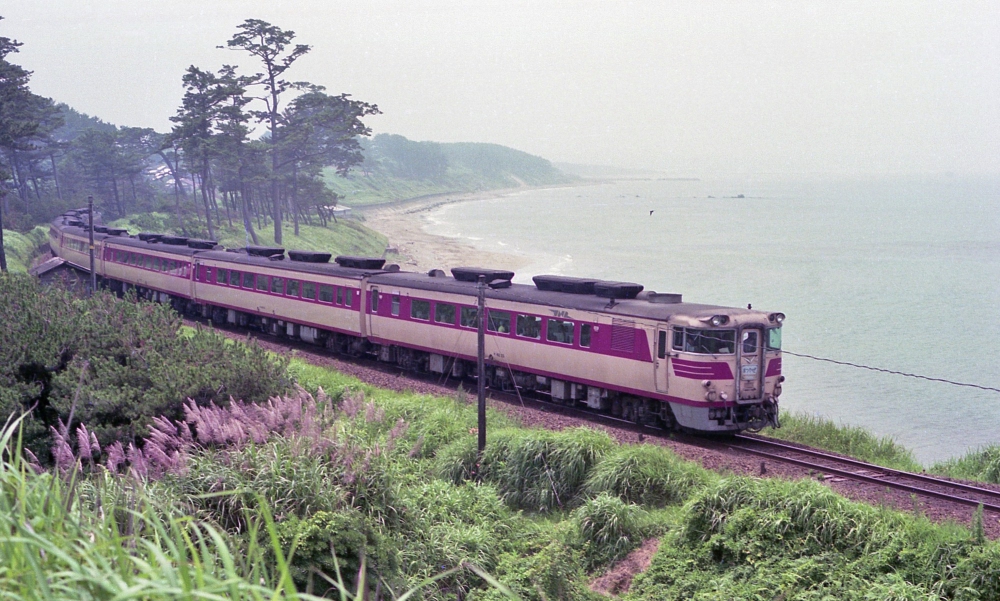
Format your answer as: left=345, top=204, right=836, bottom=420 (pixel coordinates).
left=325, top=134, right=576, bottom=207
left=1, top=225, right=49, bottom=272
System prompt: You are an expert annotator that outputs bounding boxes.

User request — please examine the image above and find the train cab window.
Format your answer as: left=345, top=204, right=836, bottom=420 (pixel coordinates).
left=580, top=324, right=592, bottom=348
left=672, top=329, right=684, bottom=351
left=286, top=280, right=300, bottom=297
left=370, top=288, right=379, bottom=311
left=546, top=319, right=574, bottom=344
left=767, top=327, right=781, bottom=351
left=319, top=284, right=334, bottom=303
left=242, top=272, right=254, bottom=288
left=676, top=328, right=736, bottom=355
left=435, top=303, right=456, bottom=325
left=230, top=270, right=241, bottom=286
left=256, top=275, right=268, bottom=291
left=217, top=269, right=228, bottom=284
left=742, top=331, right=758, bottom=354
left=336, top=287, right=344, bottom=305
left=391, top=295, right=400, bottom=316
left=516, top=315, right=541, bottom=339
left=460, top=307, right=478, bottom=328
left=487, top=310, right=510, bottom=334
left=271, top=277, right=284, bottom=294
left=411, top=299, right=430, bottom=320
left=302, top=282, right=316, bottom=300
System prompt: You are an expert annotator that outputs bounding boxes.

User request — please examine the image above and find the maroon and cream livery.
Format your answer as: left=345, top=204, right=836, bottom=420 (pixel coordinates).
left=49, top=210, right=783, bottom=433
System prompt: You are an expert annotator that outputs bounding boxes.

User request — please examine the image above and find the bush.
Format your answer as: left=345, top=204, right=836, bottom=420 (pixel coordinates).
left=471, top=538, right=602, bottom=601
left=439, top=427, right=614, bottom=512
left=582, top=444, right=708, bottom=507
left=0, top=274, right=290, bottom=457
left=573, top=493, right=650, bottom=568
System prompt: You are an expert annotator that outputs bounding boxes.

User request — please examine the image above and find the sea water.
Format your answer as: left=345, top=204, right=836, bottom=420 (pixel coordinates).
left=424, top=176, right=1000, bottom=464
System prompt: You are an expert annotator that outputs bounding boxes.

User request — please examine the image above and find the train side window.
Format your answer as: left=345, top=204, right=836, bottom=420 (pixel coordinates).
left=319, top=284, right=334, bottom=303
left=546, top=319, right=574, bottom=344
left=516, top=315, right=541, bottom=339
left=411, top=299, right=430, bottom=320
left=370, top=288, right=379, bottom=311
left=344, top=289, right=352, bottom=307
left=766, top=327, right=782, bottom=350
left=391, top=295, right=400, bottom=316
left=337, top=287, right=344, bottom=305
left=580, top=324, right=592, bottom=347
left=302, top=282, right=316, bottom=300
left=230, top=270, right=240, bottom=286
left=242, top=272, right=254, bottom=288
left=271, top=277, right=284, bottom=294
left=256, top=275, right=268, bottom=291
left=672, top=329, right=684, bottom=351
left=286, top=280, right=300, bottom=297
left=460, top=306, right=478, bottom=328
left=487, top=310, right=510, bottom=334
left=217, top=268, right=228, bottom=284
left=435, top=303, right=456, bottom=325
left=658, top=330, right=667, bottom=359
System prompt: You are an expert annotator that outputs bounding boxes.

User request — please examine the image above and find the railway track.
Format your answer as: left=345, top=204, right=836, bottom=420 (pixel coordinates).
left=195, top=319, right=1000, bottom=515
left=730, top=434, right=1000, bottom=513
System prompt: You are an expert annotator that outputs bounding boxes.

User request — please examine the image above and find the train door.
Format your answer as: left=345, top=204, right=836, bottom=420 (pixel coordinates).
left=654, top=326, right=669, bottom=392
left=367, top=286, right=378, bottom=336
left=738, top=328, right=763, bottom=400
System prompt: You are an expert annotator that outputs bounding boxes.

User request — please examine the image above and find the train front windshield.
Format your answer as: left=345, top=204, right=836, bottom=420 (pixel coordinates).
left=766, top=327, right=781, bottom=350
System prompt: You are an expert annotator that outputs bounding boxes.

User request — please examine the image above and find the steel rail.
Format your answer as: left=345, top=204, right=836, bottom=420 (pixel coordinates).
left=736, top=433, right=1000, bottom=503
left=731, top=436, right=1000, bottom=512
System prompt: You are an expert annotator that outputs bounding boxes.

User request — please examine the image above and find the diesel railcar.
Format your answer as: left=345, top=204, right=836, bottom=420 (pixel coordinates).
left=48, top=211, right=784, bottom=433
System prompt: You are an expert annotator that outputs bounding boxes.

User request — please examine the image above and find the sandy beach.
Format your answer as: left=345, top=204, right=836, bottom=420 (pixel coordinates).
left=360, top=183, right=591, bottom=274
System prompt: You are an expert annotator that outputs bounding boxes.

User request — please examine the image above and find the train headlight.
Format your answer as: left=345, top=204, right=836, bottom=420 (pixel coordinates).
left=710, top=315, right=729, bottom=327
left=773, top=385, right=783, bottom=397
left=705, top=390, right=717, bottom=402
left=768, top=312, right=785, bottom=324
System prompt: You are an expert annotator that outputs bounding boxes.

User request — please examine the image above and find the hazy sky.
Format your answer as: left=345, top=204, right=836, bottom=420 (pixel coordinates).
left=3, top=1, right=998, bottom=176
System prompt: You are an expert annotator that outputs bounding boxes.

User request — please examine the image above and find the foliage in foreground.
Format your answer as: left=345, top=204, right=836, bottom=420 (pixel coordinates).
left=933, top=445, right=1000, bottom=484
left=628, top=476, right=1000, bottom=601
left=0, top=273, right=290, bottom=457
left=762, top=410, right=922, bottom=472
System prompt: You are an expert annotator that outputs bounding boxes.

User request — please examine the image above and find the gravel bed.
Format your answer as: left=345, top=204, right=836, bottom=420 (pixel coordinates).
left=204, top=323, right=999, bottom=538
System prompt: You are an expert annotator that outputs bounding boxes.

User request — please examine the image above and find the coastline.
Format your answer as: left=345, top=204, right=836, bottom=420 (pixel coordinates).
left=361, top=181, right=597, bottom=273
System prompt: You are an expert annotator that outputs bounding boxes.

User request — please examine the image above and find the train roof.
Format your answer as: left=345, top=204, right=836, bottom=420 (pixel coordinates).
left=104, top=236, right=205, bottom=257
left=193, top=249, right=392, bottom=279
left=368, top=271, right=757, bottom=322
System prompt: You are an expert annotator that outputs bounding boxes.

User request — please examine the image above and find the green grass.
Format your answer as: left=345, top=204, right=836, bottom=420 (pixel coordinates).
left=932, top=445, right=1000, bottom=483
left=324, top=170, right=466, bottom=207
left=1, top=225, right=48, bottom=272
left=761, top=410, right=923, bottom=472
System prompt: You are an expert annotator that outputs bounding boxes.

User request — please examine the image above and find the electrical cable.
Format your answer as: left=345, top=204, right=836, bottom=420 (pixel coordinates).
left=782, top=350, right=1000, bottom=394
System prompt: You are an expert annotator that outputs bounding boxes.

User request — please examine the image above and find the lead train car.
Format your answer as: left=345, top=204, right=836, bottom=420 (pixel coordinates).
left=49, top=215, right=783, bottom=433
left=365, top=270, right=782, bottom=432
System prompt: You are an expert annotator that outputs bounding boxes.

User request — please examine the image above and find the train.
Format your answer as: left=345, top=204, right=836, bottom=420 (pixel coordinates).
left=47, top=209, right=784, bottom=433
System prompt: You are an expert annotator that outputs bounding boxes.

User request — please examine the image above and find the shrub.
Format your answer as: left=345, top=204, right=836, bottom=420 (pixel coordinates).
left=582, top=444, right=708, bottom=507
left=573, top=493, right=650, bottom=568
left=932, top=444, right=1000, bottom=483
left=0, top=274, right=290, bottom=457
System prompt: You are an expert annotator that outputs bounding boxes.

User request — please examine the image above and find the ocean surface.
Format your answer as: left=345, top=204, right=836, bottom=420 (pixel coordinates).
left=424, top=176, right=1000, bottom=464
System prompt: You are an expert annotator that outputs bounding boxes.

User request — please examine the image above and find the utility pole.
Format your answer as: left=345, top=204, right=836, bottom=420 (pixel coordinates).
left=88, top=196, right=96, bottom=294
left=0, top=187, right=7, bottom=273
left=477, top=275, right=487, bottom=471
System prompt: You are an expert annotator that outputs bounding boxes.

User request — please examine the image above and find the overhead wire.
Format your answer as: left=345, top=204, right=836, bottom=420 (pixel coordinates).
left=782, top=350, right=1000, bottom=394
